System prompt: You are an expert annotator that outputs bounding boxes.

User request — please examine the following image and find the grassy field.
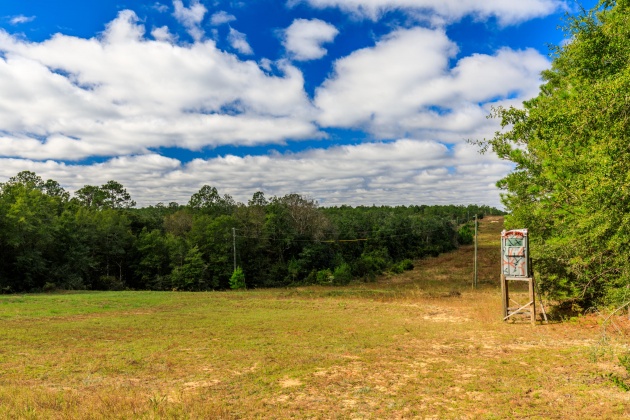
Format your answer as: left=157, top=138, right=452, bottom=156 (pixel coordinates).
left=1, top=216, right=629, bottom=418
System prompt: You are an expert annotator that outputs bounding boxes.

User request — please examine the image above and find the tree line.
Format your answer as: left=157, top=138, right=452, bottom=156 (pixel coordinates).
left=478, top=0, right=630, bottom=308
left=0, top=171, right=503, bottom=293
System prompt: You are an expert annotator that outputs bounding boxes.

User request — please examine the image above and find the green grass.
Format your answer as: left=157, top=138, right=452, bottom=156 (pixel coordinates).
left=0, top=217, right=629, bottom=418
left=0, top=290, right=187, bottom=320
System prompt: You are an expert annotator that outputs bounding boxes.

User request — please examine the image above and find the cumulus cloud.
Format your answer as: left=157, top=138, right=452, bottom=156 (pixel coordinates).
left=0, top=10, right=318, bottom=160
left=173, top=0, right=207, bottom=41
left=152, top=3, right=170, bottom=13
left=210, top=11, right=236, bottom=26
left=0, top=8, right=551, bottom=207
left=292, top=0, right=565, bottom=25
left=315, top=27, right=549, bottom=139
left=9, top=15, right=36, bottom=25
left=227, top=27, right=253, bottom=54
left=151, top=25, right=177, bottom=42
left=0, top=140, right=510, bottom=207
left=283, top=19, right=339, bottom=61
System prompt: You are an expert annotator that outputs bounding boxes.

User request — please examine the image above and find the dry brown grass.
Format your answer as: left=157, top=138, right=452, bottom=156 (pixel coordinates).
left=1, top=215, right=629, bottom=418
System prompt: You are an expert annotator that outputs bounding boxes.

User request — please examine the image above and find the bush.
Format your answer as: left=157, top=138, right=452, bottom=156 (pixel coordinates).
left=457, top=224, right=474, bottom=245
left=390, top=264, right=404, bottom=274
left=391, top=259, right=414, bottom=274
left=602, top=285, right=630, bottom=308
left=316, top=269, right=333, bottom=285
left=428, top=246, right=441, bottom=257
left=399, top=259, right=414, bottom=271
left=332, top=263, right=353, bottom=285
left=229, top=267, right=246, bottom=290
left=353, top=248, right=390, bottom=279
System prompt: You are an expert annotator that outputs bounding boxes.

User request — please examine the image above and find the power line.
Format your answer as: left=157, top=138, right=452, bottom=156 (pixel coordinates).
left=233, top=229, right=452, bottom=243
left=256, top=227, right=468, bottom=244
left=320, top=239, right=369, bottom=243
left=228, top=217, right=471, bottom=271
left=197, top=218, right=466, bottom=245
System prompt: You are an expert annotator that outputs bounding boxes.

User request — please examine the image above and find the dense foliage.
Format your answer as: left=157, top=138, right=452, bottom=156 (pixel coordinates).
left=0, top=171, right=502, bottom=293
left=480, top=0, right=630, bottom=305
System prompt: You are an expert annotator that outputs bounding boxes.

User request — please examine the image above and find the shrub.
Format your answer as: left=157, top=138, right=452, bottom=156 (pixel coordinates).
left=316, top=269, right=333, bottom=285
left=354, top=248, right=390, bottom=279
left=457, top=224, right=474, bottom=245
left=390, top=259, right=414, bottom=274
left=229, top=267, right=246, bottom=290
left=399, top=259, right=414, bottom=271
left=390, top=264, right=404, bottom=274
left=332, top=263, right=353, bottom=285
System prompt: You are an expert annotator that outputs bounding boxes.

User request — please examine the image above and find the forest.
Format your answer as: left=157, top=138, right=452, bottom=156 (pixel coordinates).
left=0, top=170, right=502, bottom=293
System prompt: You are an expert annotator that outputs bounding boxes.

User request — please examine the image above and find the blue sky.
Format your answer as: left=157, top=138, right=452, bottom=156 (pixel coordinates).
left=0, top=0, right=597, bottom=207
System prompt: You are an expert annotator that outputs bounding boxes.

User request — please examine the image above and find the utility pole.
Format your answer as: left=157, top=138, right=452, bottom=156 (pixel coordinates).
left=473, top=215, right=478, bottom=289
left=232, top=227, right=237, bottom=272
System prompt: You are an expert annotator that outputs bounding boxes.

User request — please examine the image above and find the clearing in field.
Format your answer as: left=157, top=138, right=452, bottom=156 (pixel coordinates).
left=1, top=216, right=629, bottom=418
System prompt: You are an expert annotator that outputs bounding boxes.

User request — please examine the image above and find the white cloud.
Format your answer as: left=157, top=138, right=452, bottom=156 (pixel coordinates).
left=0, top=8, right=551, bottom=208
left=152, top=3, right=170, bottom=13
left=316, top=28, right=455, bottom=128
left=173, top=0, right=207, bottom=41
left=283, top=18, right=339, bottom=61
left=0, top=140, right=510, bottom=208
left=210, top=11, right=236, bottom=26
left=0, top=10, right=318, bottom=160
left=10, top=15, right=36, bottom=25
left=292, top=0, right=565, bottom=25
left=103, top=9, right=146, bottom=43
left=227, top=27, right=253, bottom=55
left=151, top=25, right=177, bottom=43
left=315, top=27, right=548, bottom=140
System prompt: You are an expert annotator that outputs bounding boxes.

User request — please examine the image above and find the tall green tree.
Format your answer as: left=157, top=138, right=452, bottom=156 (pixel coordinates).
left=135, top=228, right=172, bottom=290
left=170, top=245, right=207, bottom=291
left=479, top=0, right=630, bottom=304
left=75, top=181, right=135, bottom=209
left=188, top=185, right=235, bottom=216
left=188, top=214, right=234, bottom=289
left=0, top=185, right=57, bottom=291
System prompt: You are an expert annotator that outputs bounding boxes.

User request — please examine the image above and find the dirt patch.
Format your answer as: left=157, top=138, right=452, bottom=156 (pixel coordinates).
left=279, top=378, right=303, bottom=388
left=422, top=312, right=469, bottom=323
left=183, top=380, right=221, bottom=390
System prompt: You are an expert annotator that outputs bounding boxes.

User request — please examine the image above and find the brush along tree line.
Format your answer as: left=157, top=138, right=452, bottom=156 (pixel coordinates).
left=0, top=171, right=501, bottom=292
left=477, top=0, right=630, bottom=307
